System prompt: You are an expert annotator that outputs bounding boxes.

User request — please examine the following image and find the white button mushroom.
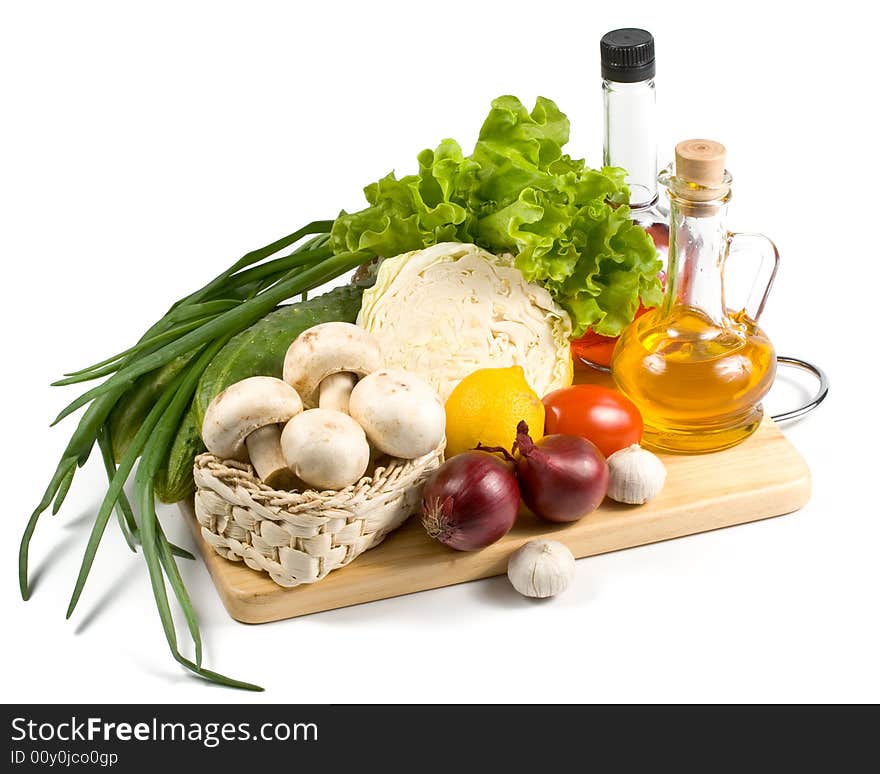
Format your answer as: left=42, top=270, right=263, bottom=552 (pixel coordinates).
left=280, top=408, right=371, bottom=491
left=283, top=322, right=381, bottom=414
left=201, top=376, right=303, bottom=489
left=348, top=369, right=445, bottom=459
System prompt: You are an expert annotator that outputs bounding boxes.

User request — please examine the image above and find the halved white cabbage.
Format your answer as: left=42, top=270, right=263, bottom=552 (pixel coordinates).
left=357, top=242, right=573, bottom=402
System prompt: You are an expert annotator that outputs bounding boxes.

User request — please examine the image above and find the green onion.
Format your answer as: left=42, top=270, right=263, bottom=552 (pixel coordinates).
left=20, top=220, right=369, bottom=690
left=51, top=249, right=369, bottom=425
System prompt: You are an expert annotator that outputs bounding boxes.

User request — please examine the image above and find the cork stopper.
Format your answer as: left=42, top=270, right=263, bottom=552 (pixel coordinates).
left=673, top=139, right=729, bottom=202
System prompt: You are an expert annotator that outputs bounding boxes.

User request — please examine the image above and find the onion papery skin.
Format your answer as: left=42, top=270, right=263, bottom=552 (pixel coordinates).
left=516, top=428, right=609, bottom=523
left=420, top=451, right=520, bottom=551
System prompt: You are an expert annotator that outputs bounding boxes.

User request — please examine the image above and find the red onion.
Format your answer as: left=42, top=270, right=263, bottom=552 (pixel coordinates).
left=515, top=421, right=608, bottom=523
left=421, top=451, right=520, bottom=551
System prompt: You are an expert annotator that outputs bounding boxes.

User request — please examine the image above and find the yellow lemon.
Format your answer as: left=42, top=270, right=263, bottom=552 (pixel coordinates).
left=444, top=366, right=545, bottom=458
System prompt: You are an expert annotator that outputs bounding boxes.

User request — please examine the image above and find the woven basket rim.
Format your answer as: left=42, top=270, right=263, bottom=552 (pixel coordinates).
left=194, top=439, right=443, bottom=498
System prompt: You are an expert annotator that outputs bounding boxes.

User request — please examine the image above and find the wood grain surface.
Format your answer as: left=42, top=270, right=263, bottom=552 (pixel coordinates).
left=183, top=401, right=811, bottom=623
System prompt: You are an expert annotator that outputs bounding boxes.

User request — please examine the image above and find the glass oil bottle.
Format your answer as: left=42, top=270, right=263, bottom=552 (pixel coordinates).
left=611, top=140, right=779, bottom=453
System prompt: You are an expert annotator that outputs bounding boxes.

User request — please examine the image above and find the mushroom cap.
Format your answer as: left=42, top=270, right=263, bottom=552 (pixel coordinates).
left=283, top=322, right=381, bottom=408
left=280, top=408, right=370, bottom=491
left=348, top=368, right=446, bottom=459
left=202, top=376, right=303, bottom=461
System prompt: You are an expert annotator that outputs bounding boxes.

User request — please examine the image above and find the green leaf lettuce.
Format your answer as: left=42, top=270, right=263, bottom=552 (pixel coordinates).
left=331, top=95, right=661, bottom=337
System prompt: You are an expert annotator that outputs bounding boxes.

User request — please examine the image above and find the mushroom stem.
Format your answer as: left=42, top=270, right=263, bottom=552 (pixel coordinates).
left=318, top=372, right=357, bottom=414
left=245, top=424, right=295, bottom=489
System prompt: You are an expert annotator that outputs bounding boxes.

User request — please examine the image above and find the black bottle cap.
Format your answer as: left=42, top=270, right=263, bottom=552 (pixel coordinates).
left=600, top=28, right=655, bottom=83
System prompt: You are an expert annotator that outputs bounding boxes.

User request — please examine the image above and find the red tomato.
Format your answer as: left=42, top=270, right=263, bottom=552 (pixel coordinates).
left=571, top=271, right=666, bottom=368
left=570, top=331, right=618, bottom=368
left=570, top=304, right=652, bottom=368
left=542, top=385, right=643, bottom=458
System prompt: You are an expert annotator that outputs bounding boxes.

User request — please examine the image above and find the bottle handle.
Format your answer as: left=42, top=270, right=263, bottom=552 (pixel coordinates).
left=723, top=232, right=780, bottom=321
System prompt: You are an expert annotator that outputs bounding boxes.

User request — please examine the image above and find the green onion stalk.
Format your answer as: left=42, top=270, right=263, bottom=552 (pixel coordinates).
left=19, top=220, right=371, bottom=690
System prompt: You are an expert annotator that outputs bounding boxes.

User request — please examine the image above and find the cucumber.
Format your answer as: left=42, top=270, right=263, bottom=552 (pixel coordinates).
left=154, top=407, right=202, bottom=504
left=108, top=352, right=195, bottom=462
left=154, top=283, right=365, bottom=503
left=193, top=283, right=366, bottom=427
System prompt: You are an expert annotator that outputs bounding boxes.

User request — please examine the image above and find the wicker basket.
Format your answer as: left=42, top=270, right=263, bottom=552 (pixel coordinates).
left=192, top=444, right=443, bottom=588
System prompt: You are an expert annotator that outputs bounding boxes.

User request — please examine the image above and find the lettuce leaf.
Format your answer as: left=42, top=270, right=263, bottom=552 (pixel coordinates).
left=330, top=95, right=661, bottom=337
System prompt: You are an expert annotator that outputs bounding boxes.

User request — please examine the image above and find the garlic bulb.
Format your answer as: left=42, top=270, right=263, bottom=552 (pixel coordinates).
left=507, top=539, right=576, bottom=598
left=606, top=444, right=666, bottom=504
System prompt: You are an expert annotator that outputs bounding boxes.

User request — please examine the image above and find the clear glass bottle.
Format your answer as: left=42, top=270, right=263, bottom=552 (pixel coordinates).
left=611, top=140, right=779, bottom=453
left=601, top=28, right=669, bottom=262
left=573, top=29, right=668, bottom=368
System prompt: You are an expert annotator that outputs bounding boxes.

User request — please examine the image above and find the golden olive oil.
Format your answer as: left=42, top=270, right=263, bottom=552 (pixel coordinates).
left=612, top=306, right=776, bottom=453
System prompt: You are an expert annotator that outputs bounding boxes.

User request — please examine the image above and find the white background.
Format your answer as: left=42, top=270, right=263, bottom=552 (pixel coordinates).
left=2, top=1, right=877, bottom=703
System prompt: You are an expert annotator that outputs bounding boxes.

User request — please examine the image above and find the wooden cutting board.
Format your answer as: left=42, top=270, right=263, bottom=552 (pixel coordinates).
left=183, top=377, right=811, bottom=623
